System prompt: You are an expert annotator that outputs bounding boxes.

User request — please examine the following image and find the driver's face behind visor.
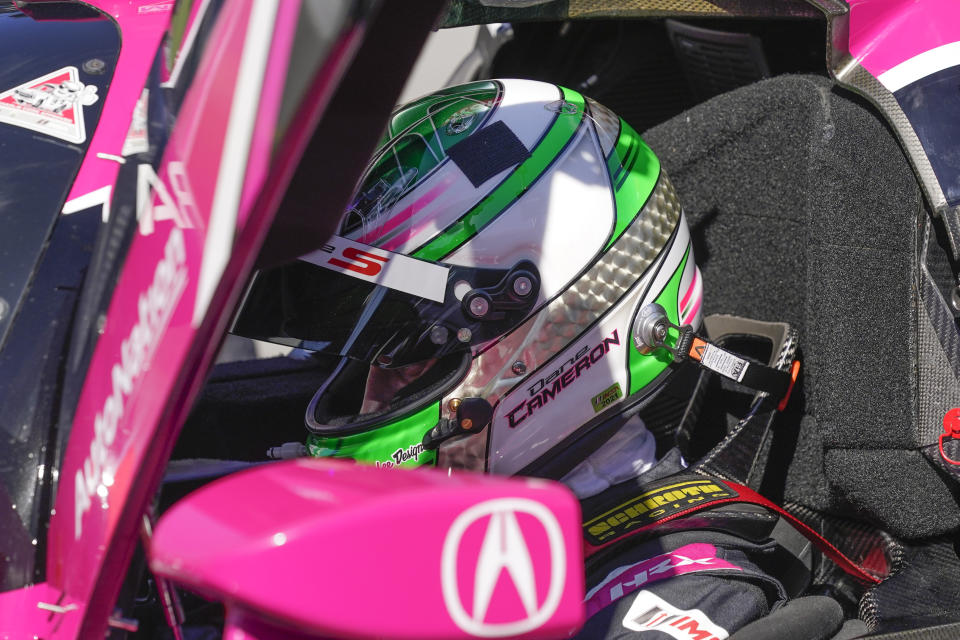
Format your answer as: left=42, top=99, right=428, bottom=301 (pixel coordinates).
left=360, top=359, right=438, bottom=413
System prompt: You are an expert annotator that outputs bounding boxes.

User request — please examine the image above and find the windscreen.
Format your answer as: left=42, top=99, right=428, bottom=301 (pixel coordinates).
left=0, top=2, right=116, bottom=350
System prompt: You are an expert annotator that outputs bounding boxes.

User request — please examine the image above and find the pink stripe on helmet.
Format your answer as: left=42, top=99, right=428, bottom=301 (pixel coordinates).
left=679, top=266, right=698, bottom=312
left=358, top=174, right=453, bottom=245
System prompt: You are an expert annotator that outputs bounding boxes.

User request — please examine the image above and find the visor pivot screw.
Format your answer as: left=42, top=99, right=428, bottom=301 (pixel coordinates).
left=429, top=325, right=449, bottom=345
left=454, top=280, right=472, bottom=301
left=512, top=276, right=533, bottom=297
left=468, top=296, right=490, bottom=318
left=457, top=328, right=473, bottom=343
left=511, top=360, right=527, bottom=376
left=448, top=398, right=462, bottom=412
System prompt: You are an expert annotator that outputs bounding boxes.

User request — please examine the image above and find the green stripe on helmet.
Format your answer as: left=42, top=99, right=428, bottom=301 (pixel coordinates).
left=305, top=401, right=440, bottom=468
left=628, top=245, right=690, bottom=395
left=364, top=82, right=501, bottom=208
left=412, top=85, right=587, bottom=261
left=605, top=118, right=660, bottom=250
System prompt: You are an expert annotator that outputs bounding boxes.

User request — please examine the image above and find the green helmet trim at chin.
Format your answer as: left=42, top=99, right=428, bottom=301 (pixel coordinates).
left=305, top=401, right=440, bottom=468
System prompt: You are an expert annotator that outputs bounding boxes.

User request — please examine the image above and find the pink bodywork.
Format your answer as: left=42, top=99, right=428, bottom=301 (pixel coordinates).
left=150, top=459, right=585, bottom=639
left=62, top=0, right=172, bottom=205
left=5, top=0, right=959, bottom=637
left=847, top=0, right=960, bottom=79
left=0, top=0, right=305, bottom=636
left=0, top=0, right=584, bottom=637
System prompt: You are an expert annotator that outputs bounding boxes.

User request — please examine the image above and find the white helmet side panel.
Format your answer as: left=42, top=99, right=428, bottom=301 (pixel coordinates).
left=445, top=119, right=615, bottom=303
left=487, top=215, right=693, bottom=475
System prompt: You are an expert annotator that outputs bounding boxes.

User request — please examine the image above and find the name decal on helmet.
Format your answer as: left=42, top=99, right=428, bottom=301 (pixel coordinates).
left=507, top=330, right=621, bottom=428
left=300, top=234, right=449, bottom=302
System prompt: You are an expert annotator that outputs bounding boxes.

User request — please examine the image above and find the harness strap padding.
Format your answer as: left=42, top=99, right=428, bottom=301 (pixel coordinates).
left=582, top=474, right=880, bottom=585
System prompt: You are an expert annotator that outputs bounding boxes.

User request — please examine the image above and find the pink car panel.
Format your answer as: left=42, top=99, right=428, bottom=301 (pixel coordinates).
left=62, top=0, right=172, bottom=207
left=151, top=458, right=586, bottom=639
left=848, top=0, right=960, bottom=84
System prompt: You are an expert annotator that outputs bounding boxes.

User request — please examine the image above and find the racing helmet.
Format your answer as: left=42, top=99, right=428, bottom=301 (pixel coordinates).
left=232, top=79, right=702, bottom=476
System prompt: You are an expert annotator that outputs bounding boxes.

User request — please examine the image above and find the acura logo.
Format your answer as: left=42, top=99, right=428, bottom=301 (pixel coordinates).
left=441, top=498, right=566, bottom=637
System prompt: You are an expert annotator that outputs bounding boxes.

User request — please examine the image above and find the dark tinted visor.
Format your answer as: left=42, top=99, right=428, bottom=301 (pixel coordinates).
left=232, top=256, right=541, bottom=368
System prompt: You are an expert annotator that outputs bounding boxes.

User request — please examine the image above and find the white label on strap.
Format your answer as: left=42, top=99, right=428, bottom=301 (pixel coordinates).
left=698, top=343, right=749, bottom=383
left=300, top=235, right=449, bottom=303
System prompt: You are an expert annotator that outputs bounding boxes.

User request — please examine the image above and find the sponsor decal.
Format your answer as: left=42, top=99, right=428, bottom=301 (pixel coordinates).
left=122, top=89, right=150, bottom=156
left=375, top=443, right=426, bottom=468
left=138, top=1, right=174, bottom=13
left=622, top=590, right=728, bottom=640
left=442, top=498, right=566, bottom=637
left=137, top=162, right=202, bottom=235
left=591, top=382, right=623, bottom=413
left=300, top=234, right=449, bottom=303
left=583, top=478, right=737, bottom=545
left=0, top=66, right=98, bottom=143
left=329, top=246, right=389, bottom=276
left=75, top=229, right=188, bottom=539
left=584, top=543, right=742, bottom=617
left=507, top=329, right=622, bottom=428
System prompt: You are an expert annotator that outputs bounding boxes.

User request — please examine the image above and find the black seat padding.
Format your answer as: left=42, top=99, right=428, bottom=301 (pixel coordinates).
left=644, top=74, right=960, bottom=538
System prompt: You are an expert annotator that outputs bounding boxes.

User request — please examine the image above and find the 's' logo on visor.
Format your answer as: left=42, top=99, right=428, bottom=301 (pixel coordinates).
left=300, top=235, right=448, bottom=303
left=328, top=246, right=389, bottom=276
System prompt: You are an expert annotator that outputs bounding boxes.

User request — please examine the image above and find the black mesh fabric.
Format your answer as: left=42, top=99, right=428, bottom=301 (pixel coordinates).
left=446, top=119, right=530, bottom=187
left=643, top=74, right=960, bottom=538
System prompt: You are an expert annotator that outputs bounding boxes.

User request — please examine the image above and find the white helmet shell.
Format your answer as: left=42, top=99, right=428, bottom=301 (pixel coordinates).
left=232, top=79, right=702, bottom=475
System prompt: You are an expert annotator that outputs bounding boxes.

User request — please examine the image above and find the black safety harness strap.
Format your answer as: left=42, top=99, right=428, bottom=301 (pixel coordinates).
left=635, top=305, right=800, bottom=411
left=675, top=330, right=800, bottom=412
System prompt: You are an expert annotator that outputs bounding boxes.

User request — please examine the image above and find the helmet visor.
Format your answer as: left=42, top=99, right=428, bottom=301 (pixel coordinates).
left=232, top=246, right=540, bottom=368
